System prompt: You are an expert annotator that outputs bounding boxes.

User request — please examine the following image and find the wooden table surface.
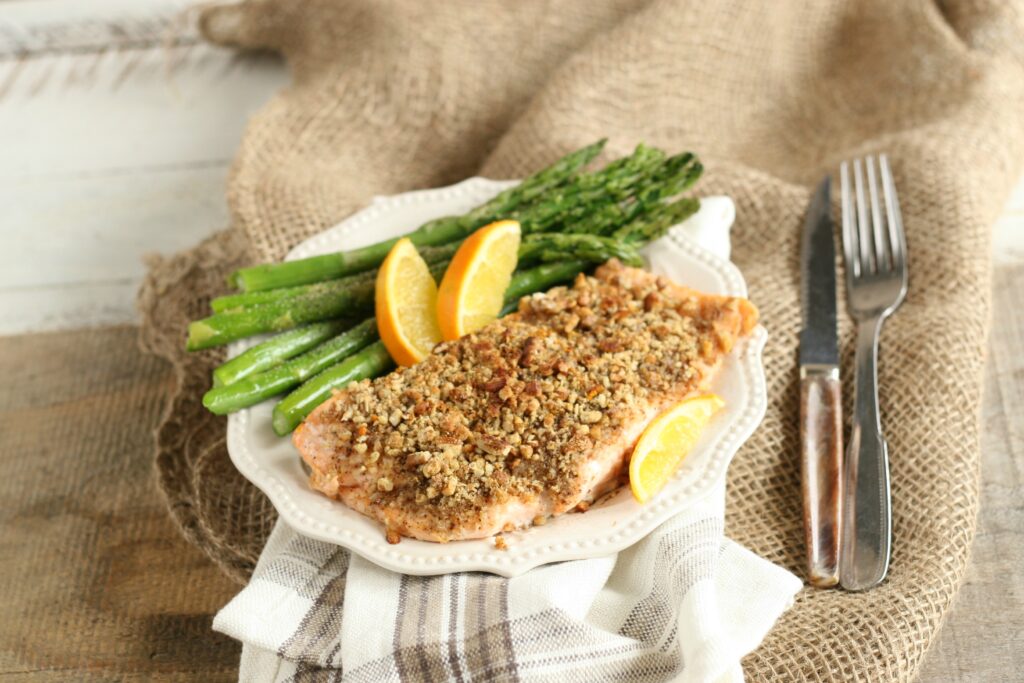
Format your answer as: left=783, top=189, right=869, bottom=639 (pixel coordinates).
left=0, top=2, right=1021, bottom=681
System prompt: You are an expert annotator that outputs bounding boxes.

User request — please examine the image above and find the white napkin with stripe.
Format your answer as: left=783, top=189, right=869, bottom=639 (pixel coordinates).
left=214, top=197, right=803, bottom=683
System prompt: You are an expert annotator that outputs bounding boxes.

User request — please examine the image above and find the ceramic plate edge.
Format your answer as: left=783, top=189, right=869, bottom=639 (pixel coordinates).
left=225, top=178, right=768, bottom=577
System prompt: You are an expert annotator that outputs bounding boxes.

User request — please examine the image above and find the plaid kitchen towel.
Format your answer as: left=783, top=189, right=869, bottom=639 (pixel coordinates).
left=217, top=483, right=799, bottom=683
left=212, top=200, right=802, bottom=683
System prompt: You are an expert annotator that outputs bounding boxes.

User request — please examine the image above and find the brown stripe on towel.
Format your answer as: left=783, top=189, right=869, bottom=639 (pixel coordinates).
left=279, top=554, right=350, bottom=666
left=461, top=573, right=521, bottom=680
left=392, top=576, right=450, bottom=682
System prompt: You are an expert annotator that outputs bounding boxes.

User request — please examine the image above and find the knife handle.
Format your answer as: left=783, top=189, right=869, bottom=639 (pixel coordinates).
left=799, top=367, right=843, bottom=587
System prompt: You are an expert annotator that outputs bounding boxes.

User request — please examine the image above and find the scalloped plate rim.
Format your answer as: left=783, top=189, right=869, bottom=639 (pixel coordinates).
left=225, top=177, right=767, bottom=577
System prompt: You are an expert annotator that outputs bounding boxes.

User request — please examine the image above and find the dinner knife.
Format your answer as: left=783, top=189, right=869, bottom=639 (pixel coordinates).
left=798, top=177, right=843, bottom=588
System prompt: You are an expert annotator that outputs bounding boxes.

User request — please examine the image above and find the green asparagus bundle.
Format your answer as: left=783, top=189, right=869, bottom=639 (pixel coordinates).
left=186, top=276, right=377, bottom=352
left=563, top=153, right=701, bottom=235
left=187, top=261, right=447, bottom=351
left=507, top=144, right=667, bottom=233
left=271, top=342, right=395, bottom=435
left=212, top=320, right=349, bottom=387
left=190, top=141, right=707, bottom=433
left=202, top=319, right=379, bottom=415
left=615, top=196, right=701, bottom=243
left=189, top=228, right=662, bottom=351
left=229, top=140, right=608, bottom=292
left=210, top=242, right=460, bottom=313
left=226, top=141, right=693, bottom=294
left=518, top=233, right=643, bottom=268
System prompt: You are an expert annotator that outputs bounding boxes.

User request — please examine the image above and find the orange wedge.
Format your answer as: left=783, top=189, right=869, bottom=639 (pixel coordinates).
left=629, top=395, right=725, bottom=503
left=376, top=238, right=443, bottom=367
left=437, top=220, right=521, bottom=341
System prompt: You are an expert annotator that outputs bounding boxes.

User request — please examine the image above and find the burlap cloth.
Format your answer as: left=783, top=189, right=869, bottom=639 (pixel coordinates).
left=137, top=1, right=1024, bottom=680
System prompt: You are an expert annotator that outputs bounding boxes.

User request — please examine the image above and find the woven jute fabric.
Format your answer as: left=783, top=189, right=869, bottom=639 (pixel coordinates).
left=137, top=0, right=1024, bottom=680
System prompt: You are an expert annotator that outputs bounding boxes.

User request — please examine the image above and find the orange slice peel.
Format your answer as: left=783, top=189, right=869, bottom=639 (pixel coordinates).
left=437, top=220, right=521, bottom=341
left=376, top=238, right=443, bottom=367
left=629, top=394, right=725, bottom=503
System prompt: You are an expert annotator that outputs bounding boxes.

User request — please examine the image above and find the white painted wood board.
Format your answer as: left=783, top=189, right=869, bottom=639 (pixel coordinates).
left=0, top=0, right=288, bottom=334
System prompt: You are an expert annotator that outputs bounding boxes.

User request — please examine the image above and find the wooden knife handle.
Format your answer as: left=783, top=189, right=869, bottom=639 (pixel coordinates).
left=800, top=370, right=843, bottom=587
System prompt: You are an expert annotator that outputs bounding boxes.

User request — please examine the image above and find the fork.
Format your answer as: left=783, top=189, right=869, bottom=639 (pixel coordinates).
left=838, top=155, right=908, bottom=591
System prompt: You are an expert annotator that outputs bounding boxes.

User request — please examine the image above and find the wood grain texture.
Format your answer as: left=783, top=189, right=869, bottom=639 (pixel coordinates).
left=918, top=262, right=1024, bottom=682
left=799, top=373, right=843, bottom=588
left=0, top=326, right=239, bottom=681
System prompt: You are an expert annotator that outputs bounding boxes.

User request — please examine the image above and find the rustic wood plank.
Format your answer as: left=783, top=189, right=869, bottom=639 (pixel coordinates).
left=918, top=261, right=1024, bottom=682
left=0, top=326, right=240, bottom=681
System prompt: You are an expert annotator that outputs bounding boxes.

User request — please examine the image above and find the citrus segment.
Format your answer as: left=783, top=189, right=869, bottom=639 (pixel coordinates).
left=375, top=238, right=443, bottom=366
left=629, top=394, right=725, bottom=503
left=437, top=220, right=521, bottom=341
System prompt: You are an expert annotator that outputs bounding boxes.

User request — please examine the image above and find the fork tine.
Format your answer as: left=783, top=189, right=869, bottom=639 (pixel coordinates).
left=865, top=156, right=890, bottom=271
left=853, top=158, right=875, bottom=273
left=879, top=155, right=906, bottom=272
left=840, top=161, right=859, bottom=278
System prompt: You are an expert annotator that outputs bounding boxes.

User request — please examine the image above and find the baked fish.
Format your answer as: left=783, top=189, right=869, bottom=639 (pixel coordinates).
left=294, top=260, right=758, bottom=543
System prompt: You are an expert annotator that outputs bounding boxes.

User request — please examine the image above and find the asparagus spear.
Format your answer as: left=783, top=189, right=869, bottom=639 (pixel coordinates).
left=202, top=319, right=378, bottom=415
left=499, top=259, right=592, bottom=313
left=511, top=144, right=666, bottom=234
left=203, top=147, right=694, bottom=321
left=188, top=262, right=448, bottom=351
left=210, top=270, right=376, bottom=315
left=271, top=259, right=596, bottom=435
left=229, top=140, right=607, bottom=291
left=271, top=341, right=395, bottom=435
left=615, top=196, right=701, bottom=243
left=212, top=320, right=348, bottom=387
left=192, top=198, right=701, bottom=352
left=210, top=242, right=460, bottom=313
left=209, top=232, right=636, bottom=318
left=562, top=152, right=701, bottom=235
left=187, top=278, right=376, bottom=351
left=518, top=233, right=643, bottom=268
left=634, top=155, right=701, bottom=205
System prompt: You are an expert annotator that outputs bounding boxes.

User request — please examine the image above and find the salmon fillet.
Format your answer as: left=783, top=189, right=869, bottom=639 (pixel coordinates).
left=293, top=260, right=758, bottom=543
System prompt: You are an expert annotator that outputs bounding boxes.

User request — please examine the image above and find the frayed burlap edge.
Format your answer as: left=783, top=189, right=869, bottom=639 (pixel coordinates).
left=138, top=228, right=274, bottom=583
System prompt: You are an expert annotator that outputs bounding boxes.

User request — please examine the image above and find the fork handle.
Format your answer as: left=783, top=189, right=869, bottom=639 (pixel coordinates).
left=840, top=315, right=892, bottom=591
left=800, top=367, right=843, bottom=587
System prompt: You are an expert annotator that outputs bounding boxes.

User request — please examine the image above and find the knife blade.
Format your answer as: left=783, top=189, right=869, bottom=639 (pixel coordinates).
left=800, top=179, right=839, bottom=367
left=798, top=177, right=843, bottom=588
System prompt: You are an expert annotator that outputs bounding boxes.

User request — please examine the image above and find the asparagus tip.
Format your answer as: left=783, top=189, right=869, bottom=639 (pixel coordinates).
left=271, top=407, right=296, bottom=437
left=201, top=388, right=227, bottom=415
left=186, top=321, right=218, bottom=351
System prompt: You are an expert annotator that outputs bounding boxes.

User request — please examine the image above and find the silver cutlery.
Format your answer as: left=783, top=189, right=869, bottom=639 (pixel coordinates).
left=798, top=177, right=844, bottom=587
left=838, top=155, right=908, bottom=591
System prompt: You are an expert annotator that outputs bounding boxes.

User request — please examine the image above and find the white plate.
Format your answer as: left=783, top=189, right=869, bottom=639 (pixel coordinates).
left=226, top=178, right=767, bottom=577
